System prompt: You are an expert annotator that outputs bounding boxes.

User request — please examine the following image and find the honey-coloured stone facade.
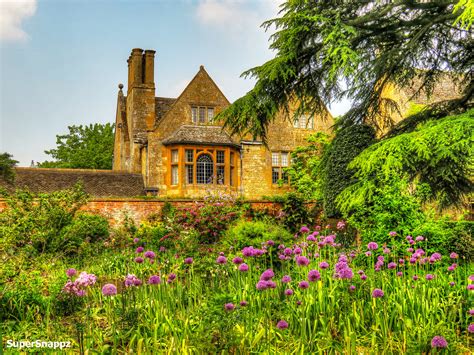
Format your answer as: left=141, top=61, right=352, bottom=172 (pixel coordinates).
left=113, top=48, right=334, bottom=199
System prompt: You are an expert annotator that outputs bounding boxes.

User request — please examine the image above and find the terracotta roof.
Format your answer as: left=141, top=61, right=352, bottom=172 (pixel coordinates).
left=155, top=97, right=176, bottom=123
left=0, top=168, right=145, bottom=197
left=162, top=125, right=240, bottom=148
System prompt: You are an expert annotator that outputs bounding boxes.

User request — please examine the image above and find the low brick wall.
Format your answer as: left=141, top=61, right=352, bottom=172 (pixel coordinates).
left=0, top=198, right=286, bottom=226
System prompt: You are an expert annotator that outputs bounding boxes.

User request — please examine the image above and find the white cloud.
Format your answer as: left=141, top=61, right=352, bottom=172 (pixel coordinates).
left=0, top=0, right=37, bottom=41
left=195, top=0, right=281, bottom=34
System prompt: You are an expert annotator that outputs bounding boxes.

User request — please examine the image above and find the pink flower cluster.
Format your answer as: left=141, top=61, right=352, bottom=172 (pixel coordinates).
left=62, top=270, right=97, bottom=297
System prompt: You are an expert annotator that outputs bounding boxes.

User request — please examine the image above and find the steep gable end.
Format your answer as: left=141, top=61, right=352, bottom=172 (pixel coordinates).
left=153, top=66, right=231, bottom=136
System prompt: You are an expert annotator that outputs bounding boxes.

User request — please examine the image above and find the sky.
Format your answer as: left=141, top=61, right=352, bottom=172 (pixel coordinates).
left=0, top=0, right=350, bottom=167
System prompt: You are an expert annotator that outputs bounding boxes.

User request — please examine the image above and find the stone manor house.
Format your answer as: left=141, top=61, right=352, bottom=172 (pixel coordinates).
left=112, top=48, right=333, bottom=199
left=1, top=48, right=461, bottom=200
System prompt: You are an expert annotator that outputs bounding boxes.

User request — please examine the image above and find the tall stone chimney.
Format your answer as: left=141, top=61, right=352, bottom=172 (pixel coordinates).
left=125, top=48, right=156, bottom=173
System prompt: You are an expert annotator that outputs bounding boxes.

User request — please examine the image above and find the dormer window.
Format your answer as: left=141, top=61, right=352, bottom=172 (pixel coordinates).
left=293, top=114, right=314, bottom=129
left=191, top=106, right=215, bottom=124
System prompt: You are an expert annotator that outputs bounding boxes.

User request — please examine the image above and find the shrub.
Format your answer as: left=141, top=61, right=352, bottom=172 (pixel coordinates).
left=270, top=192, right=312, bottom=233
left=59, top=213, right=109, bottom=255
left=222, top=219, right=294, bottom=251
left=0, top=184, right=88, bottom=253
left=321, top=124, right=376, bottom=217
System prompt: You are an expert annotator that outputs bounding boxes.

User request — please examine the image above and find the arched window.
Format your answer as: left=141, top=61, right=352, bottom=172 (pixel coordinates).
left=196, top=154, right=214, bottom=184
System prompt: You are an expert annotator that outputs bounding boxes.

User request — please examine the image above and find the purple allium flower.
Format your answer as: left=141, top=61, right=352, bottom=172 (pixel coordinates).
left=278, top=254, right=286, bottom=260
left=349, top=285, right=356, bottom=291
left=240, top=300, right=248, bottom=307
left=300, top=226, right=310, bottom=233
left=426, top=274, right=434, bottom=281
left=367, top=242, right=378, bottom=250
left=256, top=280, right=268, bottom=290
left=184, top=257, right=193, bottom=265
left=399, top=259, right=405, bottom=264
left=284, top=289, right=294, bottom=296
left=407, top=247, right=414, bottom=253
left=216, top=256, right=227, bottom=264
left=396, top=271, right=403, bottom=277
left=76, top=272, right=97, bottom=287
left=431, top=336, right=448, bottom=348
left=125, top=274, right=141, bottom=287
left=144, top=250, right=156, bottom=259
left=365, top=251, right=372, bottom=257
left=224, top=303, right=235, bottom=311
left=307, top=235, right=317, bottom=242
left=413, top=275, right=419, bottom=281
left=383, top=248, right=391, bottom=254
left=361, top=274, right=367, bottom=280
left=336, top=221, right=346, bottom=230
left=296, top=300, right=302, bottom=306
left=136, top=246, right=144, bottom=253
left=323, top=235, right=335, bottom=244
left=281, top=275, right=291, bottom=283
left=409, top=257, right=417, bottom=264
left=406, top=235, right=413, bottom=241
left=469, top=275, right=474, bottom=281
left=298, top=281, right=309, bottom=289
left=159, top=246, right=166, bottom=252
left=133, top=237, right=139, bottom=243
left=467, top=284, right=474, bottom=291
left=449, top=282, right=455, bottom=286
left=135, top=257, right=144, bottom=264
left=66, top=268, right=77, bottom=278
left=377, top=256, right=384, bottom=262
left=357, top=270, right=364, bottom=275
left=148, top=275, right=161, bottom=285
left=469, top=309, right=474, bottom=316
left=284, top=247, right=293, bottom=256
left=254, top=249, right=265, bottom=256
left=276, top=320, right=289, bottom=329
left=372, top=288, right=384, bottom=298
left=266, top=240, right=275, bottom=246
left=319, top=261, right=329, bottom=269
left=102, top=284, right=117, bottom=296
left=266, top=280, right=277, bottom=288
left=293, top=247, right=302, bottom=255
left=260, top=269, right=274, bottom=281
left=389, top=231, right=397, bottom=237
left=219, top=252, right=225, bottom=256
left=415, top=236, right=424, bottom=241
left=449, top=252, right=458, bottom=259
left=242, top=247, right=255, bottom=257
left=430, top=252, right=442, bottom=262
left=76, top=290, right=86, bottom=297
left=308, top=269, right=321, bottom=282
left=167, top=273, right=176, bottom=283
left=295, top=255, right=309, bottom=266
left=238, top=263, right=249, bottom=272
left=387, top=262, right=397, bottom=269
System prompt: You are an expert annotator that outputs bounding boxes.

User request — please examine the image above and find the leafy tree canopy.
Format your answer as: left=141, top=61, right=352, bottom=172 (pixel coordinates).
left=337, top=109, right=474, bottom=212
left=0, top=153, right=18, bottom=183
left=217, top=0, right=473, bottom=140
left=39, top=123, right=115, bottom=169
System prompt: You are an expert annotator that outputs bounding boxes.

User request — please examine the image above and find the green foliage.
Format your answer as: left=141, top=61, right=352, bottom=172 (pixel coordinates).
left=39, top=123, right=115, bottom=169
left=286, top=132, right=331, bottom=201
left=322, top=124, right=376, bottom=217
left=222, top=219, right=293, bottom=251
left=338, top=110, right=474, bottom=211
left=60, top=213, right=110, bottom=255
left=270, top=192, right=312, bottom=232
left=216, top=1, right=472, bottom=140
left=454, top=0, right=474, bottom=29
left=0, top=152, right=18, bottom=183
left=0, top=184, right=89, bottom=254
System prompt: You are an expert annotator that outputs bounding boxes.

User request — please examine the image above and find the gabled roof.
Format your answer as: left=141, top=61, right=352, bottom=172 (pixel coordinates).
left=0, top=168, right=145, bottom=197
left=153, top=66, right=230, bottom=130
left=155, top=97, right=176, bottom=123
left=162, top=125, right=240, bottom=148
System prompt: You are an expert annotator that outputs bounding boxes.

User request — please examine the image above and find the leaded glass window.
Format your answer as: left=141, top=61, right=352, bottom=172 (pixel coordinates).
left=196, top=154, right=213, bottom=184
